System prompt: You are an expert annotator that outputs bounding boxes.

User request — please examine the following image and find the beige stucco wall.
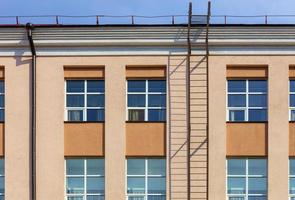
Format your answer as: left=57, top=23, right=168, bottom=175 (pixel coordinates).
left=209, top=56, right=291, bottom=200
left=4, top=57, right=31, bottom=200
left=0, top=55, right=209, bottom=200
left=36, top=57, right=65, bottom=200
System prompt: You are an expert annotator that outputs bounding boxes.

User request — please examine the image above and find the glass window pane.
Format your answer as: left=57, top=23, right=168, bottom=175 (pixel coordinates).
left=248, top=197, right=267, bottom=200
left=0, top=95, right=4, bottom=108
left=67, top=159, right=84, bottom=175
left=229, top=110, right=245, bottom=122
left=67, top=196, right=84, bottom=200
left=148, top=94, right=166, bottom=107
left=0, top=82, right=4, bottom=93
left=148, top=109, right=166, bottom=121
left=68, top=110, right=83, bottom=121
left=0, top=177, right=4, bottom=194
left=87, top=177, right=104, bottom=194
left=87, top=159, right=104, bottom=175
left=228, top=197, right=245, bottom=200
left=0, top=160, right=4, bottom=176
left=228, top=95, right=246, bottom=107
left=248, top=159, right=266, bottom=176
left=67, top=95, right=84, bottom=107
left=127, top=159, right=145, bottom=175
left=67, top=177, right=84, bottom=194
left=0, top=110, right=4, bottom=122
left=67, top=80, right=84, bottom=93
left=148, top=159, right=166, bottom=176
left=127, top=177, right=145, bottom=194
left=228, top=80, right=246, bottom=92
left=87, top=80, right=104, bottom=93
left=128, top=109, right=145, bottom=121
left=227, top=159, right=246, bottom=175
left=87, top=94, right=104, bottom=107
left=248, top=109, right=267, bottom=121
left=227, top=177, right=246, bottom=194
left=249, top=95, right=267, bottom=107
left=290, top=177, right=295, bottom=194
left=291, top=94, right=295, bottom=107
left=290, top=159, right=295, bottom=175
left=87, top=109, right=104, bottom=121
left=147, top=196, right=166, bottom=200
left=128, top=196, right=145, bottom=200
left=248, top=177, right=267, bottom=194
left=148, top=177, right=166, bottom=194
left=128, top=94, right=145, bottom=107
left=292, top=110, right=295, bottom=121
left=249, top=80, right=267, bottom=92
left=87, top=196, right=105, bottom=200
left=291, top=80, right=295, bottom=92
left=128, top=81, right=146, bottom=92
left=148, top=80, right=166, bottom=92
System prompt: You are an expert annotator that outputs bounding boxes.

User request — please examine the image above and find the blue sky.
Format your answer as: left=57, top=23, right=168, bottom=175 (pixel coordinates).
left=1, top=0, right=295, bottom=24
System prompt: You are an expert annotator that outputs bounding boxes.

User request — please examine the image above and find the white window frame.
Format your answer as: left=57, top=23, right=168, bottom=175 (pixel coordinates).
left=227, top=79, right=268, bottom=122
left=126, top=158, right=166, bottom=200
left=0, top=81, right=4, bottom=122
left=126, top=80, right=166, bottom=121
left=290, top=158, right=295, bottom=199
left=290, top=80, right=295, bottom=121
left=226, top=158, right=267, bottom=200
left=65, top=158, right=104, bottom=200
left=65, top=80, right=105, bottom=121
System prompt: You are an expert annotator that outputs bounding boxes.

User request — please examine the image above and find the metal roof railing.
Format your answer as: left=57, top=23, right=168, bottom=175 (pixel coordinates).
left=0, top=14, right=295, bottom=26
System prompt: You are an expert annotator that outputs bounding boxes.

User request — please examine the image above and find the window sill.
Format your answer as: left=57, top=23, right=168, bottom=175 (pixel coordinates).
left=126, top=121, right=166, bottom=123
left=226, top=121, right=268, bottom=123
left=64, top=121, right=105, bottom=123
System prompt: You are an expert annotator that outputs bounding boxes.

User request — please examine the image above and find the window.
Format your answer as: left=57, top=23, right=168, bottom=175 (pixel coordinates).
left=65, top=80, right=104, bottom=121
left=127, top=158, right=166, bottom=200
left=0, top=159, right=4, bottom=200
left=227, top=158, right=267, bottom=200
left=127, top=80, right=166, bottom=121
left=65, top=158, right=104, bottom=200
left=290, top=158, right=295, bottom=199
left=227, top=80, right=267, bottom=122
left=290, top=80, right=295, bottom=121
left=0, top=81, right=4, bottom=121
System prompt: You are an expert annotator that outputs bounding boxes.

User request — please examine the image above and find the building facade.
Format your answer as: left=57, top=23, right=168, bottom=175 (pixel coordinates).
left=0, top=24, right=294, bottom=200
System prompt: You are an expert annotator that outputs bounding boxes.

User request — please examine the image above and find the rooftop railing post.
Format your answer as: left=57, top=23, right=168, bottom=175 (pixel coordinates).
left=224, top=15, right=227, bottom=24
left=172, top=15, right=175, bottom=25
left=56, top=16, right=59, bottom=24
left=265, top=15, right=268, bottom=24
left=131, top=16, right=134, bottom=25
left=96, top=16, right=99, bottom=25
left=16, top=16, right=19, bottom=25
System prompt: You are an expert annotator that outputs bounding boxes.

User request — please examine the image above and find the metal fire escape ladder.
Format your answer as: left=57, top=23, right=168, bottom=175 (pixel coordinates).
left=186, top=2, right=211, bottom=200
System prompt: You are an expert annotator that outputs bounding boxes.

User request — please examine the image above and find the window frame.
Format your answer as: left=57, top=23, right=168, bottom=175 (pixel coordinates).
left=226, top=158, right=267, bottom=200
left=65, top=158, right=105, bottom=200
left=226, top=79, right=268, bottom=122
left=65, top=80, right=105, bottom=122
left=126, top=158, right=166, bottom=200
left=126, top=79, right=166, bottom=122
left=290, top=80, right=295, bottom=121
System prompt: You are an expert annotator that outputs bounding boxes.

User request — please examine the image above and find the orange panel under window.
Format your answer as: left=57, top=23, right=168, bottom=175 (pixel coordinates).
left=289, top=123, right=295, bottom=156
left=289, top=66, right=295, bottom=78
left=227, top=65, right=268, bottom=78
left=0, top=123, right=4, bottom=156
left=126, top=122, right=166, bottom=156
left=64, top=66, right=104, bottom=79
left=64, top=123, right=104, bottom=156
left=227, top=123, right=267, bottom=156
left=126, top=66, right=166, bottom=78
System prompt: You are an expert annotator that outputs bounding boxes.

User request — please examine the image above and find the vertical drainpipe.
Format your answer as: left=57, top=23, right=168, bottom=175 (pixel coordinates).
left=26, top=23, right=36, bottom=200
